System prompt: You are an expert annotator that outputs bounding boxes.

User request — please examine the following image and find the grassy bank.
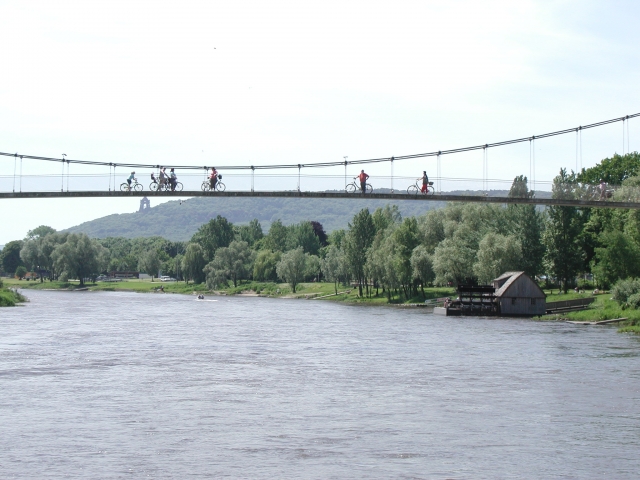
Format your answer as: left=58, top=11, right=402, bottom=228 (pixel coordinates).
left=0, top=287, right=28, bottom=306
left=3, top=277, right=455, bottom=305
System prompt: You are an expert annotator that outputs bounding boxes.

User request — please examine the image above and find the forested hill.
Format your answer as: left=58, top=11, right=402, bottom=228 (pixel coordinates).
left=63, top=190, right=523, bottom=241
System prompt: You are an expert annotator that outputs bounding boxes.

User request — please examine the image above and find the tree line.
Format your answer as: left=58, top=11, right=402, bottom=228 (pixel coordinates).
left=3, top=152, right=640, bottom=297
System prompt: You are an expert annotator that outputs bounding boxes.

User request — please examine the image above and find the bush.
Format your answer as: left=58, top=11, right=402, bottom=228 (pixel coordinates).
left=0, top=278, right=3, bottom=288
left=628, top=293, right=640, bottom=309
left=611, top=278, right=640, bottom=307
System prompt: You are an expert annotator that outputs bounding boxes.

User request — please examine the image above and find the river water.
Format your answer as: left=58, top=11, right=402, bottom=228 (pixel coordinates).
left=1, top=290, right=639, bottom=479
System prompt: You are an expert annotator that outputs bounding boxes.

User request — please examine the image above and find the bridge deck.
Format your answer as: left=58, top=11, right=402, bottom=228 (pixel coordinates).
left=1, top=190, right=638, bottom=209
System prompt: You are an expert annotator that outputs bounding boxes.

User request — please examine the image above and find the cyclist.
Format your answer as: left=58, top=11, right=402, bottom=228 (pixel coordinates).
left=209, top=167, right=218, bottom=190
left=127, top=171, right=137, bottom=191
left=358, top=169, right=369, bottom=194
left=420, top=171, right=429, bottom=193
left=169, top=168, right=177, bottom=191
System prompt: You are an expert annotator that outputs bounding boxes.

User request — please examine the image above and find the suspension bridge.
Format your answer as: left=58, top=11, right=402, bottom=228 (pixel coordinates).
left=2, top=113, right=639, bottom=209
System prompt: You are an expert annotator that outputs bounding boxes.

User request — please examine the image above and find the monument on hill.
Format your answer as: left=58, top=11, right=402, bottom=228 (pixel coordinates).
left=138, top=197, right=150, bottom=213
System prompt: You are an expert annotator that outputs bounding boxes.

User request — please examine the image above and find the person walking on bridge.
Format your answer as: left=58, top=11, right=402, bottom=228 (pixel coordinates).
left=420, top=170, right=429, bottom=193
left=359, top=169, right=369, bottom=194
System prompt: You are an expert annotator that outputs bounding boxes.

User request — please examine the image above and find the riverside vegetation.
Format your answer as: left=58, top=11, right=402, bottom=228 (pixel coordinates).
left=3, top=151, right=640, bottom=332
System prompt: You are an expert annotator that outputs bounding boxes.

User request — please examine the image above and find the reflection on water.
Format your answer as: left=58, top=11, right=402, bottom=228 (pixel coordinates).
left=1, top=289, right=640, bottom=479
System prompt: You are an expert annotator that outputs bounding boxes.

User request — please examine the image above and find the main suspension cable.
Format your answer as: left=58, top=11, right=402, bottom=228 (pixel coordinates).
left=2, top=113, right=638, bottom=172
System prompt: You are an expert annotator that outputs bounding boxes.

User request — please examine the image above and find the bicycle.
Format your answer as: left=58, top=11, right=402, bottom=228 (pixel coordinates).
left=164, top=180, right=183, bottom=192
left=346, top=177, right=373, bottom=194
left=407, top=180, right=435, bottom=195
left=201, top=177, right=226, bottom=192
left=120, top=179, right=143, bottom=192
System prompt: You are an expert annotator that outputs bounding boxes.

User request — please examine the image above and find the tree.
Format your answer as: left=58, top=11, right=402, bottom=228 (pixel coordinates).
left=190, top=216, right=234, bottom=260
left=591, top=230, right=640, bottom=288
left=411, top=245, right=434, bottom=297
left=321, top=245, right=346, bottom=294
left=234, top=219, right=264, bottom=247
left=286, top=221, right=321, bottom=255
left=473, top=233, right=522, bottom=284
left=253, top=250, right=281, bottom=281
left=305, top=254, right=321, bottom=281
left=181, top=243, right=207, bottom=284
left=25, top=225, right=56, bottom=240
left=276, top=247, right=307, bottom=293
left=543, top=169, right=586, bottom=292
left=204, top=240, right=255, bottom=288
left=138, top=249, right=162, bottom=280
left=577, top=152, right=640, bottom=186
left=2, top=240, right=24, bottom=275
left=15, top=265, right=27, bottom=280
left=263, top=219, right=289, bottom=252
left=372, top=205, right=401, bottom=233
left=432, top=237, right=476, bottom=286
left=345, top=209, right=376, bottom=296
left=508, top=175, right=532, bottom=198
left=51, top=234, right=109, bottom=286
left=310, top=221, right=328, bottom=247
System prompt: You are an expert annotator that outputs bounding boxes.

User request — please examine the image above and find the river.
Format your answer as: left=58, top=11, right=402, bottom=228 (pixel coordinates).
left=1, top=289, right=639, bottom=479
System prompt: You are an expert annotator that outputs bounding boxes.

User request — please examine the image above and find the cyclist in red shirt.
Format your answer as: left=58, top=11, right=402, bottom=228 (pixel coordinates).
left=359, top=170, right=369, bottom=193
left=209, top=167, right=218, bottom=190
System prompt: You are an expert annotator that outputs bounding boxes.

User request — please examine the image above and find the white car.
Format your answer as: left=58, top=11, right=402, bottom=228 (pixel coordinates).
left=160, top=276, right=176, bottom=282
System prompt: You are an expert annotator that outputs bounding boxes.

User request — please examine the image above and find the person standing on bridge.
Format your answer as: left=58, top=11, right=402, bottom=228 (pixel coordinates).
left=169, top=168, right=177, bottom=191
left=159, top=167, right=167, bottom=189
left=359, top=169, right=369, bottom=194
left=209, top=167, right=218, bottom=190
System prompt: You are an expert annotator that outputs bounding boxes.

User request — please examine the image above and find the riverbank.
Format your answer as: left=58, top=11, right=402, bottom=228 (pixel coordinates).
left=7, top=278, right=639, bottom=332
left=0, top=287, right=28, bottom=306
left=541, top=290, right=640, bottom=333
left=3, top=277, right=455, bottom=306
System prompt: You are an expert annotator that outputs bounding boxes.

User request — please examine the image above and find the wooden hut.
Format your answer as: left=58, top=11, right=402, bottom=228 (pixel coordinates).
left=492, top=272, right=546, bottom=316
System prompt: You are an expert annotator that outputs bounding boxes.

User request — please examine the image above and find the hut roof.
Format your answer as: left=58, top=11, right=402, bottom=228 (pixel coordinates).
left=493, top=271, right=545, bottom=298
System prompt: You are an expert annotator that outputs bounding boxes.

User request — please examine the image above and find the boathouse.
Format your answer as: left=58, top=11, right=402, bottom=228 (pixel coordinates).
left=492, top=271, right=546, bottom=316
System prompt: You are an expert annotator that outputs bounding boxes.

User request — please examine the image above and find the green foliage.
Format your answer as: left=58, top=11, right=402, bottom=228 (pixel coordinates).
left=51, top=233, right=109, bottom=286
left=138, top=249, right=162, bottom=278
left=204, top=240, right=255, bottom=288
left=508, top=175, right=532, bottom=198
left=25, top=225, right=56, bottom=240
left=276, top=247, right=307, bottom=293
left=253, top=250, right=281, bottom=281
left=15, top=265, right=27, bottom=279
left=191, top=215, right=235, bottom=260
left=321, top=245, right=347, bottom=294
left=182, top=243, right=207, bottom=284
left=345, top=209, right=376, bottom=296
left=473, top=233, right=522, bottom=284
left=577, top=152, right=640, bottom=185
left=2, top=240, right=24, bottom=275
left=233, top=219, right=264, bottom=247
left=410, top=245, right=434, bottom=288
left=611, top=278, right=640, bottom=307
left=591, top=231, right=640, bottom=288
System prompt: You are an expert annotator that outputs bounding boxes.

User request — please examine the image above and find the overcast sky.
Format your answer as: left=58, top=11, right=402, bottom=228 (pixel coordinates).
left=1, top=0, right=640, bottom=244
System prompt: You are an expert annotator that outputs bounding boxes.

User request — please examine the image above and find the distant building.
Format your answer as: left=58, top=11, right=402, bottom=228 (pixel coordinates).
left=493, top=271, right=546, bottom=316
left=138, top=197, right=150, bottom=213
